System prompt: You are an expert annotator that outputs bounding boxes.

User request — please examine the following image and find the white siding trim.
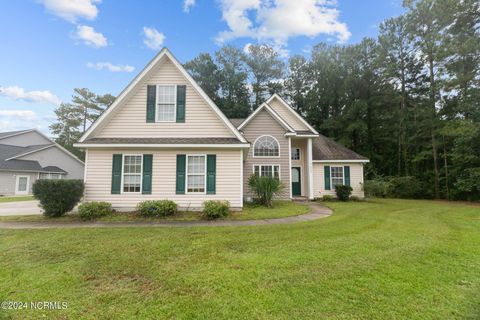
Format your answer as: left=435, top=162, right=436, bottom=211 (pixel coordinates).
left=307, top=138, right=314, bottom=200
left=239, top=149, right=243, bottom=205
left=288, top=137, right=292, bottom=199
left=84, top=149, right=88, bottom=183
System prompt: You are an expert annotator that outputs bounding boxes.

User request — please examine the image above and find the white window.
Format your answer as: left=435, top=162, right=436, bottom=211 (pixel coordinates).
left=331, top=166, right=344, bottom=187
left=253, top=165, right=280, bottom=179
left=187, top=155, right=206, bottom=193
left=254, top=135, right=279, bottom=157
left=291, top=148, right=300, bottom=160
left=39, top=173, right=63, bottom=180
left=123, top=155, right=142, bottom=193
left=156, top=85, right=176, bottom=122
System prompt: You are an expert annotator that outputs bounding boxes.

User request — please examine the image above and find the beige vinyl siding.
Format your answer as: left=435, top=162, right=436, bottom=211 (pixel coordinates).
left=268, top=97, right=311, bottom=132
left=290, top=138, right=308, bottom=196
left=312, top=163, right=365, bottom=198
left=242, top=109, right=290, bottom=199
left=85, top=148, right=242, bottom=209
left=96, top=58, right=234, bottom=138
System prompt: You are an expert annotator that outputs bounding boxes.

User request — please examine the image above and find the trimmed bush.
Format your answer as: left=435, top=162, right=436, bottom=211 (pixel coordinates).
left=321, top=195, right=335, bottom=202
left=387, top=176, right=424, bottom=199
left=78, top=202, right=114, bottom=220
left=137, top=200, right=177, bottom=217
left=248, top=175, right=284, bottom=207
left=32, top=179, right=84, bottom=217
left=203, top=200, right=230, bottom=219
left=335, top=185, right=353, bottom=201
left=364, top=179, right=390, bottom=198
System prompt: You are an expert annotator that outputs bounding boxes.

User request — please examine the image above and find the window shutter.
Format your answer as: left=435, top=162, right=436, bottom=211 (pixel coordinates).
left=111, top=154, right=122, bottom=194
left=344, top=166, right=351, bottom=186
left=176, top=85, right=186, bottom=123
left=146, top=85, right=156, bottom=123
left=142, top=154, right=153, bottom=194
left=206, top=154, right=216, bottom=194
left=176, top=154, right=186, bottom=194
left=324, top=165, right=331, bottom=190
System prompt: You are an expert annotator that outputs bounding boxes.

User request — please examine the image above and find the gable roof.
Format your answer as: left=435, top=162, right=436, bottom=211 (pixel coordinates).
left=238, top=102, right=296, bottom=133
left=78, top=48, right=247, bottom=144
left=266, top=94, right=319, bottom=135
left=0, top=143, right=67, bottom=172
left=312, top=135, right=368, bottom=161
left=0, top=129, right=34, bottom=139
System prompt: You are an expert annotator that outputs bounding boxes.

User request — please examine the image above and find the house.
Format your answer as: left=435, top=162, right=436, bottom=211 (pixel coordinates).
left=0, top=129, right=85, bottom=196
left=74, top=48, right=368, bottom=210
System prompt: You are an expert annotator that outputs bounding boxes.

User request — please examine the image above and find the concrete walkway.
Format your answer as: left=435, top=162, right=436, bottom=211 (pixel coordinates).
left=0, top=202, right=332, bottom=229
left=0, top=200, right=42, bottom=216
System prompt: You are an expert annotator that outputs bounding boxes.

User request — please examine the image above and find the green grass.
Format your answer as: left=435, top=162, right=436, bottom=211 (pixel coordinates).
left=0, top=195, right=34, bottom=203
left=0, top=199, right=479, bottom=319
left=0, top=200, right=309, bottom=222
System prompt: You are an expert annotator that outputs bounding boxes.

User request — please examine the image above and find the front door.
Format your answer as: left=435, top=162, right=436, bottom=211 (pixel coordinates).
left=291, top=167, right=301, bottom=196
left=15, top=176, right=29, bottom=195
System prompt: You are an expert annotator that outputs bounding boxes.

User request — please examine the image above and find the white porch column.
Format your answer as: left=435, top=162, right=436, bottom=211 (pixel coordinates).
left=307, top=138, right=314, bottom=200
left=288, top=136, right=292, bottom=199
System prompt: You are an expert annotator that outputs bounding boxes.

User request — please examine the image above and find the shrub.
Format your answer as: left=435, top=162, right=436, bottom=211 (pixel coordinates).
left=335, top=185, right=353, bottom=201
left=136, top=200, right=177, bottom=217
left=387, top=176, right=423, bottom=199
left=78, top=202, right=114, bottom=220
left=32, top=179, right=84, bottom=217
left=349, top=196, right=362, bottom=201
left=321, top=195, right=335, bottom=202
left=203, top=200, right=230, bottom=219
left=364, top=179, right=390, bottom=198
left=248, top=175, right=284, bottom=207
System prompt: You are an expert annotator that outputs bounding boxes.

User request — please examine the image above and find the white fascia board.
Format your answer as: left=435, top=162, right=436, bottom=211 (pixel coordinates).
left=266, top=94, right=319, bottom=135
left=312, top=159, right=370, bottom=163
left=73, top=143, right=251, bottom=149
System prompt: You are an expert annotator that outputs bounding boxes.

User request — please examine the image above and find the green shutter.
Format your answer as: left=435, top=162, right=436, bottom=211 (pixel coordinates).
left=111, top=154, right=122, bottom=194
left=206, top=154, right=216, bottom=194
left=344, top=166, right=351, bottom=186
left=176, top=85, right=186, bottom=123
left=142, top=154, right=153, bottom=194
left=324, top=165, right=331, bottom=190
left=176, top=154, right=186, bottom=194
left=146, top=85, right=156, bottom=123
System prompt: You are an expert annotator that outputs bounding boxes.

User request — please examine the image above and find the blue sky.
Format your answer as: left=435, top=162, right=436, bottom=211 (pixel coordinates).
left=0, top=0, right=404, bottom=135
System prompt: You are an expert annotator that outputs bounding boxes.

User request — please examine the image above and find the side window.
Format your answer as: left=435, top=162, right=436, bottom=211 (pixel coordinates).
left=156, top=85, right=176, bottom=122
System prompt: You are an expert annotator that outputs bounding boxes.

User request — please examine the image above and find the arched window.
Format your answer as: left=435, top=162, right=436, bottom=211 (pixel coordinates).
left=254, top=135, right=279, bottom=157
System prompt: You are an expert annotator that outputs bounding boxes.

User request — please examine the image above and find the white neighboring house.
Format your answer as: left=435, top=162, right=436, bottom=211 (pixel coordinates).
left=74, top=48, right=369, bottom=210
left=0, top=129, right=84, bottom=196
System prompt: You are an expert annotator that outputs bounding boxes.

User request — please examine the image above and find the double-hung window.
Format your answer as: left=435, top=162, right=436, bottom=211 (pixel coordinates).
left=187, top=155, right=206, bottom=193
left=123, top=155, right=142, bottom=193
left=331, top=166, right=344, bottom=187
left=156, top=85, right=176, bottom=122
left=253, top=165, right=280, bottom=179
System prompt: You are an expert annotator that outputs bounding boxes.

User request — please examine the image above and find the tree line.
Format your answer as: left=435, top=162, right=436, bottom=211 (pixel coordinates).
left=51, top=0, right=479, bottom=200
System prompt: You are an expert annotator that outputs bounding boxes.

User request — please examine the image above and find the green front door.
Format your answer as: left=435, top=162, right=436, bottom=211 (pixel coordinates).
left=292, top=167, right=301, bottom=196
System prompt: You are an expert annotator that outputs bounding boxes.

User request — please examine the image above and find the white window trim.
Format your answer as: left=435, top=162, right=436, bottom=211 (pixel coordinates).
left=155, top=84, right=177, bottom=123
left=15, top=175, right=30, bottom=195
left=39, top=173, right=64, bottom=180
left=121, top=154, right=143, bottom=194
left=253, top=135, right=281, bottom=158
left=186, top=154, right=207, bottom=194
left=252, top=164, right=281, bottom=180
left=330, top=166, right=345, bottom=187
left=291, top=148, right=301, bottom=160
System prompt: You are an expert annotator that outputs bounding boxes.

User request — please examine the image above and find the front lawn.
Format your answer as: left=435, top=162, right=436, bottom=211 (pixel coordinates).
left=0, top=195, right=35, bottom=203
left=0, top=199, right=479, bottom=319
left=0, top=200, right=309, bottom=222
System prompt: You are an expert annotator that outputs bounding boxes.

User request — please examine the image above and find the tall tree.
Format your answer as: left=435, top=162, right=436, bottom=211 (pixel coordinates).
left=184, top=53, right=221, bottom=106
left=243, top=44, right=285, bottom=108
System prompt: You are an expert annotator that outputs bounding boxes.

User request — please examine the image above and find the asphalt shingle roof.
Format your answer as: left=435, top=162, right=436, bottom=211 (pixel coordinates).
left=81, top=137, right=246, bottom=144
left=228, top=118, right=246, bottom=127
left=0, top=143, right=65, bottom=172
left=0, top=129, right=31, bottom=139
left=312, top=135, right=368, bottom=161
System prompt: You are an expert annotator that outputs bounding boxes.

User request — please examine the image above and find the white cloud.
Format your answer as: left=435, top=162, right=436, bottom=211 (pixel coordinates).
left=87, top=62, right=135, bottom=72
left=0, top=110, right=37, bottom=120
left=41, top=0, right=101, bottom=23
left=143, top=27, right=165, bottom=50
left=183, top=0, right=196, bottom=12
left=0, top=86, right=61, bottom=106
left=216, top=0, right=351, bottom=47
left=75, top=25, right=108, bottom=47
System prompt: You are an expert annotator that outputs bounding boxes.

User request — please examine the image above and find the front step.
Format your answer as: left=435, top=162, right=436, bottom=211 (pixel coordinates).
left=292, top=197, right=309, bottom=202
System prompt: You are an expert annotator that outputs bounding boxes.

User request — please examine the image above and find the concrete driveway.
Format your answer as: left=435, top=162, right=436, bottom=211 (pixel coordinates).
left=0, top=200, right=43, bottom=216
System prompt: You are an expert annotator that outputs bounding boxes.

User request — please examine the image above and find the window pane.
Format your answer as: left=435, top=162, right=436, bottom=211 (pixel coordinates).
left=123, top=156, right=142, bottom=192
left=331, top=167, right=344, bottom=186
left=187, top=155, right=205, bottom=193
left=157, top=104, right=175, bottom=121
left=18, top=177, right=27, bottom=191
left=291, top=148, right=300, bottom=160
left=254, top=136, right=279, bottom=157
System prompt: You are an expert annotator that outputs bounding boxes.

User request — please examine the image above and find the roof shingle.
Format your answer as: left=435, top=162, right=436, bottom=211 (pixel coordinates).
left=312, top=135, right=368, bottom=161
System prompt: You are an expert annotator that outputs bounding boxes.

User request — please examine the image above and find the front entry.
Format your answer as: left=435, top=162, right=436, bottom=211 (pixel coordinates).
left=291, top=167, right=301, bottom=196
